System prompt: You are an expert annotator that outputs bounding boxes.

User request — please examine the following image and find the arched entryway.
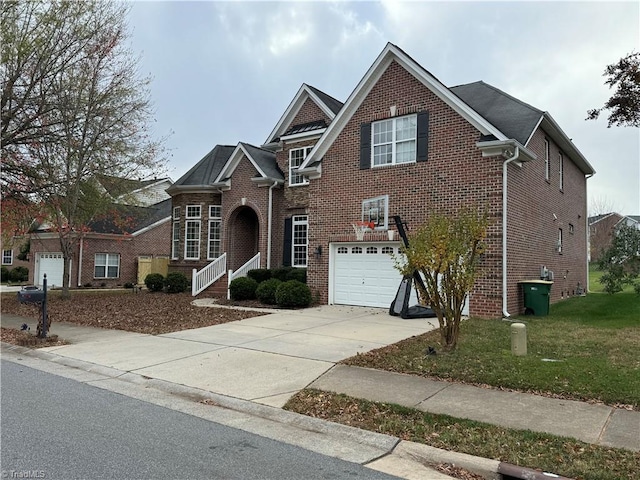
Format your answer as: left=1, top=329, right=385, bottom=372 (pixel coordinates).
left=228, top=206, right=259, bottom=270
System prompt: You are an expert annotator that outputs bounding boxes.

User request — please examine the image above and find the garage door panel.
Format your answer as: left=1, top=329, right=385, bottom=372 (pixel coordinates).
left=36, top=253, right=66, bottom=288
left=332, top=243, right=402, bottom=308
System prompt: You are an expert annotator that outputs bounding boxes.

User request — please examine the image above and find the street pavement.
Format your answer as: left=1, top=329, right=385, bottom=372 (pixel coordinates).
left=2, top=300, right=638, bottom=480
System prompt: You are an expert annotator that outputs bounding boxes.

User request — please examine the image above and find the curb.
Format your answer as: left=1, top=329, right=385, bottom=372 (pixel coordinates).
left=2, top=342, right=573, bottom=480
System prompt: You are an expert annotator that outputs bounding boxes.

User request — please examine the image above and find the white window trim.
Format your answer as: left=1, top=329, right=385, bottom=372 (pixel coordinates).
left=207, top=205, right=222, bottom=260
left=362, top=195, right=389, bottom=230
left=544, top=138, right=550, bottom=182
left=186, top=204, right=201, bottom=219
left=292, top=215, right=308, bottom=267
left=289, top=147, right=312, bottom=186
left=184, top=220, right=201, bottom=260
left=559, top=152, right=564, bottom=191
left=372, top=114, right=417, bottom=167
left=94, top=253, right=120, bottom=279
left=557, top=228, right=563, bottom=254
left=2, top=249, right=13, bottom=265
left=173, top=206, right=180, bottom=220
left=171, top=221, right=180, bottom=260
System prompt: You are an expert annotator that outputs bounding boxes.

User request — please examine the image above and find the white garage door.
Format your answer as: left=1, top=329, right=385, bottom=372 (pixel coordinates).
left=331, top=243, right=407, bottom=308
left=35, top=253, right=66, bottom=288
left=330, top=242, right=469, bottom=314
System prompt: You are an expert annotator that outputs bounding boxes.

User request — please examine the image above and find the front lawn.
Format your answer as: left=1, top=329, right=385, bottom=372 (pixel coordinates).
left=342, top=292, right=639, bottom=409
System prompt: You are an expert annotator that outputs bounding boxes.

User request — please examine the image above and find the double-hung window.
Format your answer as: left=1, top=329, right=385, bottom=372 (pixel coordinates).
left=372, top=114, right=417, bottom=166
left=289, top=147, right=312, bottom=186
left=185, top=205, right=201, bottom=260
left=208, top=205, right=222, bottom=259
left=94, top=253, right=120, bottom=278
left=292, top=215, right=308, bottom=267
left=558, top=152, right=564, bottom=190
left=171, top=207, right=180, bottom=260
left=544, top=139, right=550, bottom=181
left=2, top=249, right=13, bottom=265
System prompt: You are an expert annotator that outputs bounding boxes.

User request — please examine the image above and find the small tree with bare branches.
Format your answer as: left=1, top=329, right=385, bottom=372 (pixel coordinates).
left=396, top=208, right=489, bottom=352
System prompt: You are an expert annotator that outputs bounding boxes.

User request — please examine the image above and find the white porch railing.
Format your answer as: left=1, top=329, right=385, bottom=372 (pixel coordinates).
left=192, top=253, right=227, bottom=296
left=227, top=252, right=261, bottom=299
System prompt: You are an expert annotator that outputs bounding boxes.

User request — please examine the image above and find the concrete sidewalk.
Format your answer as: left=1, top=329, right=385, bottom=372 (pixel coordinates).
left=2, top=303, right=638, bottom=480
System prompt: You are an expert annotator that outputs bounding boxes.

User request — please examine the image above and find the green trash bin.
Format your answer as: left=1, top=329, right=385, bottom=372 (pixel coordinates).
left=519, top=280, right=553, bottom=316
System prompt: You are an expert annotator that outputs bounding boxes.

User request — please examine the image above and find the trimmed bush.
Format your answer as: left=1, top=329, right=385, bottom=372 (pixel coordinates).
left=287, top=267, right=307, bottom=284
left=247, top=268, right=271, bottom=284
left=165, top=272, right=188, bottom=293
left=271, top=266, right=295, bottom=282
left=275, top=280, right=312, bottom=308
left=9, top=266, right=28, bottom=282
left=256, top=278, right=282, bottom=305
left=1, top=266, right=9, bottom=282
left=229, top=276, right=258, bottom=301
left=145, top=273, right=165, bottom=292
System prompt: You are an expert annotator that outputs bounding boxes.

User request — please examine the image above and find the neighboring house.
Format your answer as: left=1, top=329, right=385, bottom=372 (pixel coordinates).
left=1, top=236, right=30, bottom=274
left=589, top=213, right=640, bottom=262
left=27, top=177, right=173, bottom=288
left=168, top=43, right=595, bottom=318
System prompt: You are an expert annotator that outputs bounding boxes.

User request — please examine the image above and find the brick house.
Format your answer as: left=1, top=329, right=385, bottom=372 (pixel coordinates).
left=169, top=43, right=595, bottom=318
left=589, top=213, right=640, bottom=262
left=26, top=178, right=173, bottom=289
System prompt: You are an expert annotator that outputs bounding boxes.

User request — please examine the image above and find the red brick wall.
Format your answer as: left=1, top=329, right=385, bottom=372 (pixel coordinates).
left=291, top=97, right=331, bottom=127
left=508, top=129, right=588, bottom=311
left=589, top=214, right=621, bottom=262
left=305, top=60, right=589, bottom=318
left=28, top=221, right=171, bottom=288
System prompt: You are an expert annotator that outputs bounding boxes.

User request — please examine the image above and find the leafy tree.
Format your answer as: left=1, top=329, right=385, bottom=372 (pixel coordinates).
left=396, top=207, right=488, bottom=352
left=597, top=223, right=640, bottom=294
left=587, top=52, right=640, bottom=128
left=1, top=1, right=167, bottom=297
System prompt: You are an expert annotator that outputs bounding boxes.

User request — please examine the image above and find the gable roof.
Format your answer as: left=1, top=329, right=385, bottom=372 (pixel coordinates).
left=300, top=43, right=509, bottom=170
left=166, top=145, right=235, bottom=194
left=451, top=81, right=543, bottom=146
left=264, top=84, right=343, bottom=145
left=300, top=42, right=594, bottom=175
left=215, top=142, right=284, bottom=186
left=76, top=198, right=172, bottom=236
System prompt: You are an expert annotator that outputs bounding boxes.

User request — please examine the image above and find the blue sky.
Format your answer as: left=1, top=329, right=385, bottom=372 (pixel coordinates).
left=127, top=1, right=639, bottom=215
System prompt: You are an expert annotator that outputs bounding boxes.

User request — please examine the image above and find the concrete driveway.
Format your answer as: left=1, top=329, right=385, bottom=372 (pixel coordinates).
left=37, top=305, right=438, bottom=407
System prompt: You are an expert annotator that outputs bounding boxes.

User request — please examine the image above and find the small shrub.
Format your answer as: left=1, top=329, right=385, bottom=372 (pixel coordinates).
left=272, top=266, right=295, bottom=282
left=256, top=278, right=282, bottom=305
left=247, top=268, right=271, bottom=284
left=275, top=280, right=312, bottom=308
left=1, top=266, right=9, bottom=282
left=229, top=276, right=258, bottom=300
left=145, top=273, right=165, bottom=292
left=165, top=272, right=188, bottom=293
left=9, top=266, right=29, bottom=282
left=83, top=282, right=93, bottom=288
left=287, top=267, right=307, bottom=284
left=123, top=282, right=135, bottom=289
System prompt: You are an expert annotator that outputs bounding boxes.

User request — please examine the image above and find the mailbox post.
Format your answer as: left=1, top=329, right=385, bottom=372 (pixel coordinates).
left=16, top=274, right=48, bottom=338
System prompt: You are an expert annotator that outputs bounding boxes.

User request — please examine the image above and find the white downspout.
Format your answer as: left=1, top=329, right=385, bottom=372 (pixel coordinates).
left=502, top=146, right=520, bottom=318
left=267, top=182, right=278, bottom=269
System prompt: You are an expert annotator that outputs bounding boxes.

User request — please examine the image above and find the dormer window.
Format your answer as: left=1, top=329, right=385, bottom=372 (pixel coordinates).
left=289, top=147, right=312, bottom=186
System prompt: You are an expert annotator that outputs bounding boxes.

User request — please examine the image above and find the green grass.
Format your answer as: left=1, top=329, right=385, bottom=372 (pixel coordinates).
left=285, top=389, right=640, bottom=480
left=343, top=292, right=640, bottom=408
left=589, top=262, right=635, bottom=293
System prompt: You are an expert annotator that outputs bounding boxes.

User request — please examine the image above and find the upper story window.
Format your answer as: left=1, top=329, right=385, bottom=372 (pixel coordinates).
left=186, top=205, right=201, bottom=219
left=289, top=147, right=312, bottom=186
left=544, top=138, right=550, bottom=182
left=558, top=152, right=564, bottom=190
left=173, top=206, right=180, bottom=220
left=372, top=114, right=417, bottom=166
left=360, top=111, right=428, bottom=170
